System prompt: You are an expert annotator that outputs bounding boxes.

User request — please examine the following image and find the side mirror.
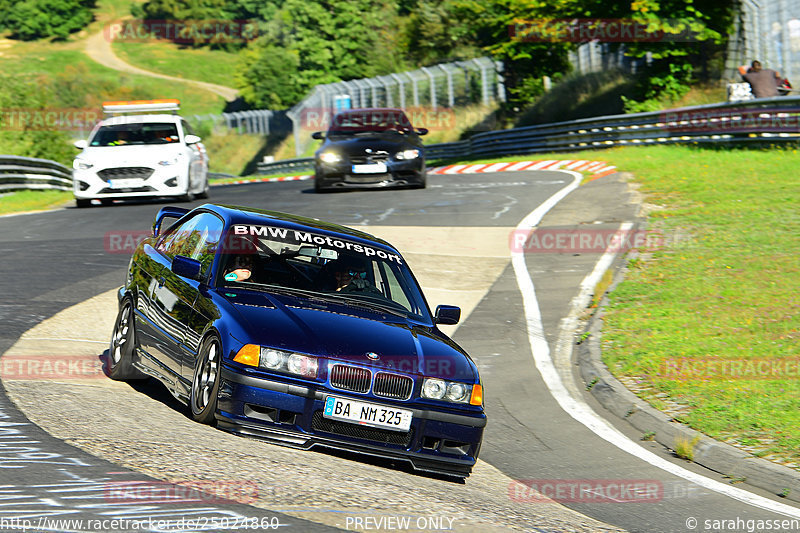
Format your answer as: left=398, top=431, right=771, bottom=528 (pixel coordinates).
left=172, top=255, right=202, bottom=280
left=153, top=205, right=190, bottom=237
left=184, top=134, right=202, bottom=145
left=74, top=140, right=88, bottom=149
left=416, top=128, right=429, bottom=136
left=434, top=305, right=460, bottom=325
left=311, top=131, right=325, bottom=140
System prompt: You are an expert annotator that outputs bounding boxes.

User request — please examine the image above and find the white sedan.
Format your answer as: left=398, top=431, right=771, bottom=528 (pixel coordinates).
left=72, top=100, right=209, bottom=207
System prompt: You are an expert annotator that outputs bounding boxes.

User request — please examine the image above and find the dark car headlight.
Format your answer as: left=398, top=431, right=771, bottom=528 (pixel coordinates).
left=421, top=378, right=483, bottom=405
left=395, top=149, right=420, bottom=160
left=318, top=151, right=341, bottom=164
left=234, top=344, right=319, bottom=378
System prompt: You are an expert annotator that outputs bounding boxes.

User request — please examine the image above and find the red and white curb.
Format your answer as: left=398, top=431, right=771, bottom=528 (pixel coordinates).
left=211, top=175, right=312, bottom=187
left=429, top=160, right=617, bottom=181
left=210, top=160, right=617, bottom=187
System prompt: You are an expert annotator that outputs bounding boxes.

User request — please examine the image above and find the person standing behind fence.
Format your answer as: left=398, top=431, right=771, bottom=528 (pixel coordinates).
left=743, top=60, right=782, bottom=98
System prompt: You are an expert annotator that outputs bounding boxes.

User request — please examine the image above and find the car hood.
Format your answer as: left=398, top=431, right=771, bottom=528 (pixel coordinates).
left=75, top=145, right=183, bottom=168
left=321, top=133, right=419, bottom=154
left=221, top=290, right=476, bottom=381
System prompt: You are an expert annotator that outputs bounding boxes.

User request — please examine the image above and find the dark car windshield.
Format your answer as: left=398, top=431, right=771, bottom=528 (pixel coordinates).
left=219, top=225, right=430, bottom=321
left=90, top=123, right=181, bottom=146
left=327, top=110, right=414, bottom=136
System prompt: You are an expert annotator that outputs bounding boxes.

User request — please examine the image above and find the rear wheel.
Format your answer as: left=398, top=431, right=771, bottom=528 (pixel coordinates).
left=190, top=335, right=222, bottom=424
left=196, top=179, right=210, bottom=199
left=107, top=300, right=145, bottom=380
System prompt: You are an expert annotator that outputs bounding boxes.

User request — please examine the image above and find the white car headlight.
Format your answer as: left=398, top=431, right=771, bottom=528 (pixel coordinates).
left=73, top=160, right=93, bottom=170
left=396, top=149, right=420, bottom=160
left=319, top=151, right=341, bottom=164
left=421, top=378, right=472, bottom=403
left=233, top=344, right=319, bottom=379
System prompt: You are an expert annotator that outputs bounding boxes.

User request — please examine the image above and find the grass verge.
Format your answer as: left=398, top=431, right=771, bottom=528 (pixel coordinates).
left=0, top=190, right=73, bottom=215
left=112, top=40, right=239, bottom=89
left=594, top=146, right=800, bottom=469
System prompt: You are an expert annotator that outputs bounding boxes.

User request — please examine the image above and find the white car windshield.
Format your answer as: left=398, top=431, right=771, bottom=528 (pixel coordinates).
left=90, top=123, right=180, bottom=147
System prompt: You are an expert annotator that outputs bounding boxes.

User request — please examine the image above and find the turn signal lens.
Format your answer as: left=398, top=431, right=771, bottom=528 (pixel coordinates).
left=233, top=344, right=260, bottom=367
left=469, top=383, right=483, bottom=406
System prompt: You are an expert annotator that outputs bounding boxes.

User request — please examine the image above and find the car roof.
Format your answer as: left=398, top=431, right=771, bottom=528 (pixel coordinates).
left=100, top=114, right=182, bottom=126
left=334, top=108, right=406, bottom=116
left=200, top=204, right=399, bottom=252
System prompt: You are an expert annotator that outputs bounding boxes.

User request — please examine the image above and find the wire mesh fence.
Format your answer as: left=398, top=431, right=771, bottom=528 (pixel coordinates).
left=286, top=57, right=505, bottom=156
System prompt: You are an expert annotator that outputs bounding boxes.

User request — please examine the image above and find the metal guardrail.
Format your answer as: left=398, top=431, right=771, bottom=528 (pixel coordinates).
left=255, top=157, right=314, bottom=176
left=425, top=95, right=800, bottom=160
left=257, top=96, right=800, bottom=173
left=0, top=156, right=72, bottom=192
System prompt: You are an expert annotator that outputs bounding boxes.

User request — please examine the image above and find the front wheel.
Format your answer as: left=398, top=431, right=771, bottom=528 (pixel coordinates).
left=190, top=335, right=222, bottom=424
left=107, top=300, right=145, bottom=380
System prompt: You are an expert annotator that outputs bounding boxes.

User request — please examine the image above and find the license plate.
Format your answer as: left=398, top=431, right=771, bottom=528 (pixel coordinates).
left=352, top=163, right=387, bottom=174
left=324, top=396, right=412, bottom=432
left=108, top=178, right=143, bottom=189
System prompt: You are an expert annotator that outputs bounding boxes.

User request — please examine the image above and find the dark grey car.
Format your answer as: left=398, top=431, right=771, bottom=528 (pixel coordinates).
left=312, top=108, right=428, bottom=192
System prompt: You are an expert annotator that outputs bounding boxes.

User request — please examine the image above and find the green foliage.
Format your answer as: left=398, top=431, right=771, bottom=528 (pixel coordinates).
left=235, top=0, right=402, bottom=108
left=3, top=0, right=96, bottom=40
left=0, top=74, right=74, bottom=163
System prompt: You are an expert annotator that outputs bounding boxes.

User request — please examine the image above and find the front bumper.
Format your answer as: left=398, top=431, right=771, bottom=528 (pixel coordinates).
left=73, top=165, right=189, bottom=200
left=217, top=366, right=484, bottom=477
left=315, top=159, right=426, bottom=190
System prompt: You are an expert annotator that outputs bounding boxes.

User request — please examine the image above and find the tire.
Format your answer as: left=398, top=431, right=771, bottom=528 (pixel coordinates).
left=196, top=179, right=210, bottom=199
left=190, top=335, right=222, bottom=424
left=107, top=299, right=145, bottom=380
left=179, top=190, right=195, bottom=202
left=314, top=179, right=325, bottom=193
left=75, top=199, right=91, bottom=208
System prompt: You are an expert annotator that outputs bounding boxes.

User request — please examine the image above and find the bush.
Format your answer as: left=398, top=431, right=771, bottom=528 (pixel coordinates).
left=3, top=0, right=96, bottom=40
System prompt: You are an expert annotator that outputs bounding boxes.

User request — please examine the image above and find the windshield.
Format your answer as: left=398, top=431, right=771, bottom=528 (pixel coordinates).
left=90, top=123, right=181, bottom=146
left=219, top=225, right=430, bottom=320
left=327, top=110, right=414, bottom=136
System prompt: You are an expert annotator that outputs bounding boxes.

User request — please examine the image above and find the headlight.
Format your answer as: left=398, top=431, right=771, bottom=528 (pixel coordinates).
left=319, top=151, right=341, bottom=164
left=396, top=149, right=420, bottom=160
left=73, top=159, right=93, bottom=170
left=159, top=157, right=179, bottom=166
left=422, top=378, right=446, bottom=399
left=233, top=345, right=318, bottom=378
left=422, top=378, right=480, bottom=404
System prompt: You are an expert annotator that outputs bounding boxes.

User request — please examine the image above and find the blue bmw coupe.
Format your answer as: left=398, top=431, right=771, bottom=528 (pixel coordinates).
left=108, top=204, right=485, bottom=477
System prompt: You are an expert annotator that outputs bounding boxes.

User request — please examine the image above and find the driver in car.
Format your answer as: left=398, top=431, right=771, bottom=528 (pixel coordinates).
left=318, top=255, right=380, bottom=294
left=224, top=254, right=254, bottom=282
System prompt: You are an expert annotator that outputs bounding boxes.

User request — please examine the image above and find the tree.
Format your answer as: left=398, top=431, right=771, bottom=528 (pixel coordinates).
left=4, top=0, right=96, bottom=40
left=235, top=0, right=402, bottom=108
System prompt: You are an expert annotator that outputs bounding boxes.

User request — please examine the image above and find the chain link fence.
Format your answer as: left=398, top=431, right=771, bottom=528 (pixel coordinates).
left=286, top=57, right=505, bottom=156
left=726, top=0, right=800, bottom=83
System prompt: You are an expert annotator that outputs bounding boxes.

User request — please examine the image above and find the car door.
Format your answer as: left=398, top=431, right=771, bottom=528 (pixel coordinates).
left=139, top=212, right=221, bottom=384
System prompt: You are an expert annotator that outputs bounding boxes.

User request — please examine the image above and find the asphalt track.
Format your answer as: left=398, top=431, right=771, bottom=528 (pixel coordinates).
left=0, top=170, right=799, bottom=532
